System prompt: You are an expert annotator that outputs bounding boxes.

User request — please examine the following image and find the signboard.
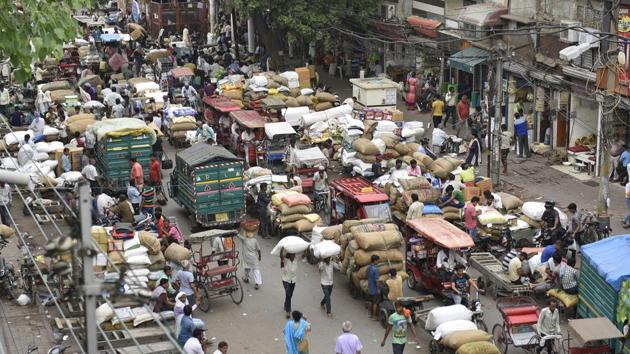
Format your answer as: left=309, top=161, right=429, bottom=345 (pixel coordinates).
left=619, top=5, right=630, bottom=39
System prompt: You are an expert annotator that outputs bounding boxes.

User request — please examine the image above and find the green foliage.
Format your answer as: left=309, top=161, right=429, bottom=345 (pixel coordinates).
left=233, top=0, right=378, bottom=44
left=0, top=0, right=94, bottom=82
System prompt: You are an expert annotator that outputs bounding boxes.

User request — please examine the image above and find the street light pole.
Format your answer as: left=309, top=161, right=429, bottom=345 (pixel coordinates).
left=491, top=56, right=503, bottom=186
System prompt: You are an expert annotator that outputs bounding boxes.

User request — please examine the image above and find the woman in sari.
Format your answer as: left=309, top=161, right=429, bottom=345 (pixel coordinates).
left=283, top=310, right=310, bottom=354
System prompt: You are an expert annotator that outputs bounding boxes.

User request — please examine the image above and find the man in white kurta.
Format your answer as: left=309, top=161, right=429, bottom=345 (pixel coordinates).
left=238, top=233, right=262, bottom=289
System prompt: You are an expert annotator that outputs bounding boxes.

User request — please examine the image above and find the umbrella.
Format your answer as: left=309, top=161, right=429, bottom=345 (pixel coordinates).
left=83, top=100, right=105, bottom=109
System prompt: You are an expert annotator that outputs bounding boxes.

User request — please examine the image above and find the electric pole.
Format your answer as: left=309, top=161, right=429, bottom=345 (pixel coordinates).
left=491, top=55, right=503, bottom=186
left=79, top=183, right=100, bottom=353
left=597, top=99, right=611, bottom=228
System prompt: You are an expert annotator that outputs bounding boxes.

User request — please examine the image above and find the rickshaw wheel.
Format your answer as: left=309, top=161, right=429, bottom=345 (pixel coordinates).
left=492, top=323, right=509, bottom=354
left=406, top=270, right=418, bottom=290
left=198, top=283, right=211, bottom=312
left=429, top=340, right=439, bottom=354
left=230, top=277, right=244, bottom=304
left=379, top=308, right=389, bottom=329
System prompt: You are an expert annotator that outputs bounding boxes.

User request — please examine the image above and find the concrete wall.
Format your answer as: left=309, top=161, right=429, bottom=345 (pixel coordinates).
left=569, top=94, right=598, bottom=146
left=510, top=0, right=536, bottom=18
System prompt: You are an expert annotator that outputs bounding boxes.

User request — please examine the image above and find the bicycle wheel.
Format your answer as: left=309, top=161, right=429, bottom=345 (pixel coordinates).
left=198, top=283, right=211, bottom=312
left=230, top=277, right=244, bottom=305
left=581, top=227, right=598, bottom=245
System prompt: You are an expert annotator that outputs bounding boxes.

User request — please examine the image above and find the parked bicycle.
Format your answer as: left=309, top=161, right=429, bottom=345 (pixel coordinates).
left=579, top=211, right=611, bottom=245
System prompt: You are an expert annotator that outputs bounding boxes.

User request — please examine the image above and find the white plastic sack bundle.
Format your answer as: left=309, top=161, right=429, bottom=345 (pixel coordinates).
left=42, top=160, right=58, bottom=169
left=35, top=142, right=51, bottom=153
left=522, top=202, right=568, bottom=227
left=301, top=104, right=352, bottom=127
left=432, top=320, right=477, bottom=340
left=33, top=152, right=49, bottom=162
left=270, top=236, right=309, bottom=256
left=280, top=71, right=300, bottom=89
left=61, top=171, right=83, bottom=182
left=17, top=144, right=34, bottom=166
left=376, top=120, right=399, bottom=133
left=300, top=88, right=314, bottom=96
left=402, top=121, right=425, bottom=138
left=1, top=157, right=19, bottom=170
left=312, top=240, right=341, bottom=258
left=16, top=294, right=31, bottom=306
left=282, top=107, right=310, bottom=127
left=311, top=226, right=325, bottom=245
left=425, top=304, right=472, bottom=330
left=95, top=303, right=115, bottom=325
left=49, top=141, right=64, bottom=151
left=252, top=75, right=268, bottom=87
left=371, top=138, right=386, bottom=154
left=4, top=131, right=32, bottom=146
left=43, top=126, right=59, bottom=136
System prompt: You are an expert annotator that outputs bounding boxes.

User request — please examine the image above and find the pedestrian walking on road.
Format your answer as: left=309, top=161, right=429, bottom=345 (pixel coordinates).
left=381, top=301, right=420, bottom=354
left=238, top=231, right=262, bottom=289
left=367, top=254, right=380, bottom=320
left=443, top=86, right=457, bottom=128
left=284, top=310, right=310, bottom=354
left=431, top=95, right=444, bottom=128
left=335, top=321, right=363, bottom=354
left=318, top=257, right=340, bottom=318
left=514, top=112, right=530, bottom=158
left=280, top=248, right=298, bottom=318
left=455, top=95, right=470, bottom=138
left=499, top=124, right=513, bottom=174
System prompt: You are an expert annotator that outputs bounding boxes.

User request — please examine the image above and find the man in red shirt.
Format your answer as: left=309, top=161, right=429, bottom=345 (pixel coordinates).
left=149, top=154, right=162, bottom=193
left=456, top=95, right=470, bottom=138
left=129, top=157, right=144, bottom=187
left=464, top=196, right=480, bottom=242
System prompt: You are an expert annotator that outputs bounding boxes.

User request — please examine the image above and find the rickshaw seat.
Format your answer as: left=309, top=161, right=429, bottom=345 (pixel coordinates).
left=502, top=306, right=538, bottom=316
left=202, top=264, right=238, bottom=277
left=301, top=178, right=313, bottom=188
left=506, top=313, right=539, bottom=326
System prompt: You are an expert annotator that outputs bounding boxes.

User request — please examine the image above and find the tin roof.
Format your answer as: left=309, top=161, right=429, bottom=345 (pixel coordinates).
left=330, top=177, right=389, bottom=203
left=176, top=144, right=242, bottom=167
left=230, top=110, right=266, bottom=129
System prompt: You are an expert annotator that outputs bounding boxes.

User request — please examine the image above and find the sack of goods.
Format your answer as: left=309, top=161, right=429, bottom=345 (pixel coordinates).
left=441, top=330, right=492, bottom=350
left=429, top=156, right=462, bottom=178
left=424, top=304, right=472, bottom=330
left=432, top=320, right=478, bottom=340
left=312, top=240, right=341, bottom=259
left=477, top=209, right=507, bottom=225
left=496, top=192, right=523, bottom=210
left=171, top=116, right=197, bottom=132
left=270, top=236, right=309, bottom=256
left=456, top=341, right=500, bottom=354
left=521, top=201, right=568, bottom=227
left=164, top=243, right=192, bottom=262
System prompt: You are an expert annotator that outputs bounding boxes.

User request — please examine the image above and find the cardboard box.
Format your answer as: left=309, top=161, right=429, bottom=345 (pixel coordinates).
left=70, top=147, right=83, bottom=171
left=391, top=109, right=404, bottom=121
left=108, top=240, right=124, bottom=253
left=475, top=178, right=493, bottom=198
left=463, top=186, right=481, bottom=201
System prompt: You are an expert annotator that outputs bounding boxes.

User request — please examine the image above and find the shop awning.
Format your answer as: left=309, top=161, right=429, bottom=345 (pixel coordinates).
left=447, top=47, right=491, bottom=73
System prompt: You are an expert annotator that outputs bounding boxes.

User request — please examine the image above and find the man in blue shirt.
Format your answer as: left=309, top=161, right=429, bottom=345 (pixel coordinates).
left=61, top=148, right=72, bottom=173
left=541, top=240, right=562, bottom=264
left=177, top=305, right=194, bottom=346
left=514, top=112, right=530, bottom=158
left=367, top=254, right=381, bottom=320
left=617, top=145, right=630, bottom=183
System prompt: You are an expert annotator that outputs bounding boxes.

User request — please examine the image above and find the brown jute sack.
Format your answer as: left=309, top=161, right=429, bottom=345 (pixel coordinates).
left=355, top=261, right=403, bottom=280
left=354, top=249, right=404, bottom=267
left=354, top=230, right=403, bottom=251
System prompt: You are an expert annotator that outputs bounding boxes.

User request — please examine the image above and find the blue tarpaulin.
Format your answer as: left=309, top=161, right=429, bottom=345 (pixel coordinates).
left=581, top=235, right=630, bottom=291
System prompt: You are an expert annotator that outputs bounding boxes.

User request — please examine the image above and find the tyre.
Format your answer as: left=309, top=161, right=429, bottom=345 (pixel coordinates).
left=492, top=323, right=508, bottom=354
left=379, top=308, right=389, bottom=329
left=198, top=283, right=211, bottom=312
left=429, top=340, right=440, bottom=354
left=230, top=277, right=244, bottom=305
left=406, top=270, right=417, bottom=290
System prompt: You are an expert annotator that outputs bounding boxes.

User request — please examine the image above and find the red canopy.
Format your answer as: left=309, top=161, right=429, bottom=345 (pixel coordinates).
left=170, top=67, right=194, bottom=78
left=203, top=96, right=242, bottom=113
left=230, top=110, right=266, bottom=129
left=407, top=16, right=442, bottom=38
left=406, top=218, right=474, bottom=249
left=330, top=177, right=388, bottom=203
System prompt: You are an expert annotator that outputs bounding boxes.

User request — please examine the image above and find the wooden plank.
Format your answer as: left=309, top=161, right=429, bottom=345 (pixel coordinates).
left=97, top=328, right=172, bottom=349
left=111, top=341, right=178, bottom=354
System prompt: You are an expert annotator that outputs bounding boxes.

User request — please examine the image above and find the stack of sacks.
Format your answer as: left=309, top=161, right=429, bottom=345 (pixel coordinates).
left=342, top=222, right=407, bottom=293
left=170, top=116, right=197, bottom=141
left=340, top=116, right=365, bottom=160
left=401, top=121, right=425, bottom=142
left=277, top=193, right=322, bottom=232
left=300, top=104, right=353, bottom=127
left=352, top=138, right=385, bottom=165
left=244, top=166, right=273, bottom=182
left=4, top=130, right=34, bottom=151
left=495, top=192, right=523, bottom=211
left=521, top=201, right=568, bottom=228
left=138, top=231, right=165, bottom=271
left=43, top=126, right=60, bottom=141
left=243, top=76, right=269, bottom=111
left=66, top=114, right=96, bottom=136
left=218, top=79, right=244, bottom=106
left=163, top=242, right=193, bottom=266
left=318, top=225, right=343, bottom=243
left=429, top=156, right=462, bottom=178
left=315, top=91, right=336, bottom=112
left=387, top=177, right=440, bottom=215
left=441, top=330, right=493, bottom=351
left=338, top=218, right=386, bottom=263
left=280, top=71, right=300, bottom=89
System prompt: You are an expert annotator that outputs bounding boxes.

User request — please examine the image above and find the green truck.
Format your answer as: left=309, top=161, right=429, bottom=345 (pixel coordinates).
left=169, top=144, right=245, bottom=230
left=95, top=133, right=153, bottom=187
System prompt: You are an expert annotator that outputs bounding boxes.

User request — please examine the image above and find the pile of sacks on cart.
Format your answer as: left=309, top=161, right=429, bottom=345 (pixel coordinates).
left=90, top=225, right=194, bottom=327
left=216, top=69, right=339, bottom=113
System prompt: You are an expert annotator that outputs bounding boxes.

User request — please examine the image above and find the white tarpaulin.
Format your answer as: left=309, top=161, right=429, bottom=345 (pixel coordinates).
left=265, top=122, right=296, bottom=139
left=300, top=104, right=353, bottom=127
left=282, top=107, right=310, bottom=127
left=293, top=147, right=328, bottom=167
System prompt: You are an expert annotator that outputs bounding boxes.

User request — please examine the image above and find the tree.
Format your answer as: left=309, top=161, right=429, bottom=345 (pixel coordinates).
left=0, top=0, right=94, bottom=82
left=232, top=0, right=378, bottom=62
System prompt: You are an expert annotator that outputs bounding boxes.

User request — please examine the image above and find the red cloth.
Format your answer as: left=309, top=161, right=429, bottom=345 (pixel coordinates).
left=457, top=101, right=470, bottom=121
left=149, top=160, right=161, bottom=183
left=464, top=203, right=477, bottom=229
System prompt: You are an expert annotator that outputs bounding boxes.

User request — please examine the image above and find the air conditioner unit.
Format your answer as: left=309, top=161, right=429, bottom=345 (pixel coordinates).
left=560, top=20, right=581, bottom=43
left=579, top=27, right=599, bottom=48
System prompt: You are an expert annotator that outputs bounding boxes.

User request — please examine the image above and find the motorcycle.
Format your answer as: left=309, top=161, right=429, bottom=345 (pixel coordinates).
left=0, top=256, right=17, bottom=299
left=533, top=227, right=577, bottom=261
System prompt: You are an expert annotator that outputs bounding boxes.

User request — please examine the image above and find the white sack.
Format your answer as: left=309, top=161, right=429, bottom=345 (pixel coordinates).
left=270, top=236, right=309, bottom=256
left=425, top=305, right=472, bottom=331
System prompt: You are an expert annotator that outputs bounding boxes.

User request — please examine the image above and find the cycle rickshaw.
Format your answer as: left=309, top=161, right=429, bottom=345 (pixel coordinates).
left=190, top=229, right=244, bottom=312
